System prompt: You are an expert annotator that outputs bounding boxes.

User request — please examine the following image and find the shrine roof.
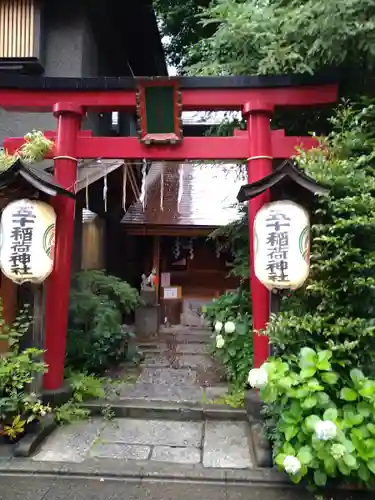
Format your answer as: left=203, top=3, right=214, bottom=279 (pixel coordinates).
left=0, top=159, right=75, bottom=198
left=0, top=71, right=337, bottom=91
left=237, top=160, right=329, bottom=202
left=121, top=162, right=243, bottom=228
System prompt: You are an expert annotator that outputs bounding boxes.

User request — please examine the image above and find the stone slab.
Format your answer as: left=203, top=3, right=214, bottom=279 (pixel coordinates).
left=0, top=476, right=53, bottom=500
left=90, top=442, right=151, bottom=460
left=151, top=445, right=201, bottom=465
left=137, top=367, right=198, bottom=386
left=176, top=343, right=210, bottom=354
left=178, top=354, right=215, bottom=370
left=203, top=421, right=253, bottom=469
left=32, top=419, right=101, bottom=463
left=205, top=386, right=229, bottom=400
left=100, top=419, right=203, bottom=447
left=136, top=481, right=227, bottom=500
left=119, top=382, right=204, bottom=402
left=142, top=354, right=172, bottom=367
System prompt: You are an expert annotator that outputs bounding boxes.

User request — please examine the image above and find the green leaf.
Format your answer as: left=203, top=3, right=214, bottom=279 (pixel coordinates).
left=350, top=369, right=365, bottom=386
left=316, top=392, right=331, bottom=406
left=340, top=387, right=358, bottom=401
left=338, top=460, right=351, bottom=476
left=275, top=453, right=287, bottom=467
left=367, top=423, right=375, bottom=436
left=343, top=454, right=357, bottom=469
left=300, top=367, right=317, bottom=379
left=285, top=426, right=298, bottom=441
left=323, top=408, right=338, bottom=421
left=297, top=446, right=313, bottom=465
left=299, top=347, right=317, bottom=368
left=305, top=415, right=321, bottom=432
left=314, top=470, right=327, bottom=486
left=316, top=350, right=332, bottom=371
left=290, top=401, right=303, bottom=419
left=321, top=372, right=339, bottom=385
left=307, top=378, right=324, bottom=391
left=359, top=380, right=375, bottom=398
left=301, top=396, right=317, bottom=410
left=358, top=402, right=372, bottom=417
left=358, top=462, right=371, bottom=482
left=324, top=455, right=337, bottom=476
left=367, top=458, right=375, bottom=475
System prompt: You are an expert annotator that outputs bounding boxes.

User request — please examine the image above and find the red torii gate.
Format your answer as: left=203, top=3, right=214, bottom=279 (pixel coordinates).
left=1, top=75, right=338, bottom=396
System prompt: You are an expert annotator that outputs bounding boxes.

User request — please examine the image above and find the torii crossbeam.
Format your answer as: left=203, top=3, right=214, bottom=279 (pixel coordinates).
left=0, top=73, right=338, bottom=396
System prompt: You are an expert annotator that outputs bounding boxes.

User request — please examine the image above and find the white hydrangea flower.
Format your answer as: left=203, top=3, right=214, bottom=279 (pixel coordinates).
left=214, top=321, right=223, bottom=333
left=248, top=367, right=268, bottom=389
left=314, top=420, right=337, bottom=441
left=283, top=456, right=302, bottom=475
left=216, top=334, right=225, bottom=348
left=330, top=443, right=346, bottom=460
left=224, top=321, right=236, bottom=334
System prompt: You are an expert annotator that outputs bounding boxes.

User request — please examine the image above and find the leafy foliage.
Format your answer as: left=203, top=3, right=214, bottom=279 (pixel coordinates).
left=258, top=101, right=375, bottom=489
left=55, top=371, right=108, bottom=425
left=209, top=204, right=249, bottom=279
left=66, top=270, right=141, bottom=373
left=154, top=0, right=215, bottom=71
left=261, top=348, right=375, bottom=488
left=0, top=130, right=53, bottom=171
left=0, top=303, right=51, bottom=441
left=157, top=0, right=375, bottom=99
left=203, top=288, right=252, bottom=390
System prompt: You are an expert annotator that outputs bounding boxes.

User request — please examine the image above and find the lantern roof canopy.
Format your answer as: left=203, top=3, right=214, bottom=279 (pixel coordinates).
left=0, top=159, right=75, bottom=198
left=237, top=160, right=329, bottom=203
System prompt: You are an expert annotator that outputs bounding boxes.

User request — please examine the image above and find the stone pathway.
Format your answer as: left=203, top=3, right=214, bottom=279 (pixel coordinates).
left=33, top=418, right=253, bottom=468
left=113, top=326, right=228, bottom=403
left=30, top=327, right=254, bottom=470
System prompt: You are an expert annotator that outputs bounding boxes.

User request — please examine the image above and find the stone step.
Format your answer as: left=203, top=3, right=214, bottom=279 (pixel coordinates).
left=141, top=353, right=214, bottom=370
left=0, top=460, right=368, bottom=500
left=138, top=342, right=211, bottom=355
left=83, top=399, right=246, bottom=422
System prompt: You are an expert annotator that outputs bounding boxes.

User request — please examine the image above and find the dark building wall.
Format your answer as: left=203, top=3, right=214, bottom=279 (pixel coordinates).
left=0, top=0, right=99, bottom=144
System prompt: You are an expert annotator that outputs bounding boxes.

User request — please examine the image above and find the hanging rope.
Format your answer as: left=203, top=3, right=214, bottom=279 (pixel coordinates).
left=178, top=164, right=184, bottom=212
left=85, top=174, right=89, bottom=210
left=103, top=165, right=108, bottom=212
left=122, top=164, right=128, bottom=211
left=160, top=163, right=164, bottom=211
left=140, top=159, right=147, bottom=209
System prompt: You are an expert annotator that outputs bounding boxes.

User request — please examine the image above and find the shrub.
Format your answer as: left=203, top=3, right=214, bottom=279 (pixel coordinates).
left=66, top=270, right=141, bottom=373
left=0, top=303, right=51, bottom=441
left=252, top=348, right=375, bottom=488
left=203, top=288, right=253, bottom=391
left=254, top=101, right=375, bottom=490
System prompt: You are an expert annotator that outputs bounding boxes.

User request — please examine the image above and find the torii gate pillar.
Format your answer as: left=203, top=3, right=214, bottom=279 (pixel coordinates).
left=243, top=102, right=274, bottom=368
left=43, top=103, right=83, bottom=392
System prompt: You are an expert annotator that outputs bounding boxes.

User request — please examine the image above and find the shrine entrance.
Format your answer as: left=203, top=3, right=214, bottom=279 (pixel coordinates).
left=0, top=73, right=338, bottom=395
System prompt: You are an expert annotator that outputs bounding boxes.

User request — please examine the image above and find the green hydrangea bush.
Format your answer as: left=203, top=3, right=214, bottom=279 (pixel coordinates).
left=248, top=102, right=375, bottom=491
left=202, top=288, right=253, bottom=391
left=250, top=348, right=375, bottom=487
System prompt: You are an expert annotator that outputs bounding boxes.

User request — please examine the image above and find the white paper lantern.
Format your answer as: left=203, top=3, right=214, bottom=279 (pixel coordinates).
left=253, top=200, right=310, bottom=290
left=0, top=199, right=56, bottom=284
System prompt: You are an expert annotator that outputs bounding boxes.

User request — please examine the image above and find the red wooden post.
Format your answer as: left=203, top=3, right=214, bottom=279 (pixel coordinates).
left=43, top=102, right=83, bottom=392
left=243, top=101, right=274, bottom=368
